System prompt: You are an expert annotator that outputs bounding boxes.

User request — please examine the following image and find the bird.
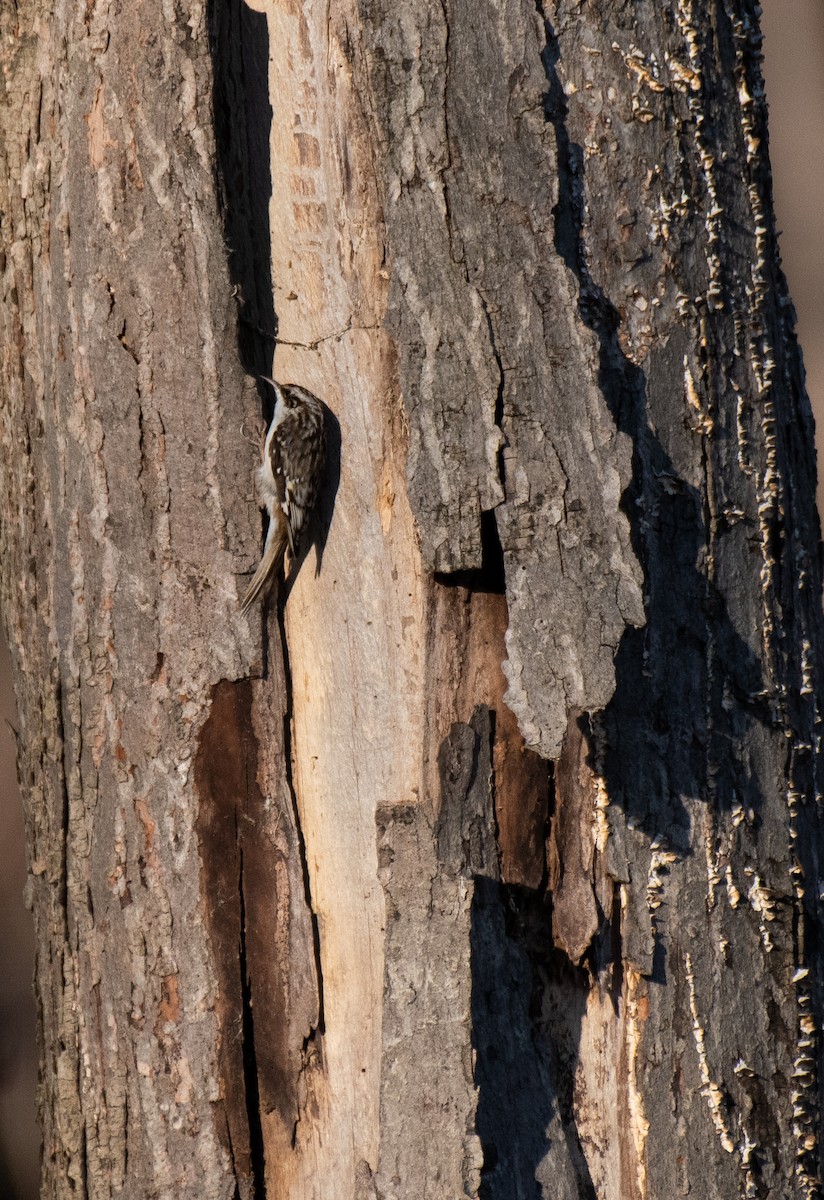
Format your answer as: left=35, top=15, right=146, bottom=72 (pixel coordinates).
left=241, top=378, right=327, bottom=613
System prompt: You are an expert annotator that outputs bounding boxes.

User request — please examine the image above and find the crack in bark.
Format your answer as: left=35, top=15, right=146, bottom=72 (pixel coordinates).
left=275, top=601, right=326, bottom=1052
left=476, top=291, right=507, bottom=499
left=55, top=675, right=70, bottom=917
left=238, top=847, right=266, bottom=1200
left=195, top=671, right=325, bottom=1196
left=195, top=681, right=264, bottom=1198
left=238, top=317, right=380, bottom=353
left=206, top=4, right=330, bottom=1188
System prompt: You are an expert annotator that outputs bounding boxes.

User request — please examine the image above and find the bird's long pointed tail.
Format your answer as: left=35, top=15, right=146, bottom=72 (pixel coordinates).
left=240, top=524, right=287, bottom=614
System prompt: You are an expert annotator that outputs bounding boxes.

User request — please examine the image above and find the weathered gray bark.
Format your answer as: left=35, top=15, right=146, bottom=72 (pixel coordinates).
left=1, top=0, right=822, bottom=1197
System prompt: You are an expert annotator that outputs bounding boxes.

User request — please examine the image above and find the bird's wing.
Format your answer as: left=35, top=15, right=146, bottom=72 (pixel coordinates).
left=269, top=407, right=326, bottom=556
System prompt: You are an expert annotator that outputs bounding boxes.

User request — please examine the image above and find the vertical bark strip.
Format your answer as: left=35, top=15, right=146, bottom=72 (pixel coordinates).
left=225, top=0, right=431, bottom=1192
left=355, top=0, right=824, bottom=1193
left=0, top=0, right=265, bottom=1195
left=2, top=0, right=823, bottom=1197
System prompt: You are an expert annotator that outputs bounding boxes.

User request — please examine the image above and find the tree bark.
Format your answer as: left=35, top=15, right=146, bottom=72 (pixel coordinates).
left=1, top=0, right=822, bottom=1198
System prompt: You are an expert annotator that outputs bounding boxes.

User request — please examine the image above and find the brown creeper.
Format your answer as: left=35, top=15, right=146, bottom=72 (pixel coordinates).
left=241, top=379, right=327, bottom=613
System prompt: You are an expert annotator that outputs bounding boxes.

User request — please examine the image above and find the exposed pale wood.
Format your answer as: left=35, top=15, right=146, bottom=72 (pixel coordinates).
left=243, top=0, right=427, bottom=1192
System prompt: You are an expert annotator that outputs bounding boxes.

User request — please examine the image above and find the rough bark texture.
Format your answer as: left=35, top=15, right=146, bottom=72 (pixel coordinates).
left=0, top=0, right=266, bottom=1196
left=1, top=0, right=823, bottom=1198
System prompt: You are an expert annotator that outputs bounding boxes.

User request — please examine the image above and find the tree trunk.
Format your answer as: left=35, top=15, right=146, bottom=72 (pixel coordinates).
left=1, top=0, right=822, bottom=1196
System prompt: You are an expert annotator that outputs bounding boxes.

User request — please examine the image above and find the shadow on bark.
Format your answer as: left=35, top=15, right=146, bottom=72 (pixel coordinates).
left=539, top=10, right=766, bottom=861
left=439, top=703, right=593, bottom=1196
left=468, top=13, right=778, bottom=1194
left=471, top=880, right=596, bottom=1200
left=209, top=0, right=275, bottom=388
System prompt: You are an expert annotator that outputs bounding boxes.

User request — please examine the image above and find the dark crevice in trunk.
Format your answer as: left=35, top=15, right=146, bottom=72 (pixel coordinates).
left=207, top=0, right=327, bottom=1032
left=195, top=681, right=260, bottom=1196
left=434, top=509, right=506, bottom=595
left=609, top=881, right=624, bottom=1009
left=275, top=601, right=326, bottom=1043
left=55, top=676, right=69, bottom=917
left=471, top=880, right=596, bottom=1200
left=291, top=1022, right=323, bottom=1150
left=476, top=290, right=507, bottom=495
left=207, top=2, right=327, bottom=1181
left=208, top=0, right=275, bottom=382
left=238, top=848, right=267, bottom=1200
